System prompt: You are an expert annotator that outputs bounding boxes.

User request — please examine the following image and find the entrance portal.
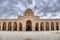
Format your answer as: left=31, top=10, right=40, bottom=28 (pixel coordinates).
left=26, top=20, right=32, bottom=31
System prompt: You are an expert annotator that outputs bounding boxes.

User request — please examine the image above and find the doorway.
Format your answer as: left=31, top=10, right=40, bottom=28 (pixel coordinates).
left=26, top=20, right=32, bottom=31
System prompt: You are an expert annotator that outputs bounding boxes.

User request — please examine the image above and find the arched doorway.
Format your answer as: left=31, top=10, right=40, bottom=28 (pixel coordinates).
left=46, top=22, right=49, bottom=31
left=56, top=22, right=59, bottom=30
left=8, top=22, right=12, bottom=31
left=40, top=22, right=44, bottom=31
left=35, top=23, right=39, bottom=31
left=2, top=22, right=6, bottom=31
left=26, top=20, right=32, bottom=31
left=51, top=22, right=54, bottom=31
left=19, top=23, right=22, bottom=31
left=13, top=22, right=17, bottom=31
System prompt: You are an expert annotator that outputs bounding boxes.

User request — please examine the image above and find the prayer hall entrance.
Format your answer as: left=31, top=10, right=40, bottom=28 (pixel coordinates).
left=26, top=20, right=32, bottom=31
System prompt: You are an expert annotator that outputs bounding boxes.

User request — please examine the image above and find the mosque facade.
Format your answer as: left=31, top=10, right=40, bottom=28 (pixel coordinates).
left=0, top=8, right=60, bottom=31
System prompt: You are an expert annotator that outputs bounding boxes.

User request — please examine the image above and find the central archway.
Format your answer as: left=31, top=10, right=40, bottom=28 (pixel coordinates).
left=26, top=20, right=32, bottom=31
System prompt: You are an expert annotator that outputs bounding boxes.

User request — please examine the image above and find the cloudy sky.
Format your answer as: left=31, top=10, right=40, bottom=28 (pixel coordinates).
left=0, top=0, right=60, bottom=19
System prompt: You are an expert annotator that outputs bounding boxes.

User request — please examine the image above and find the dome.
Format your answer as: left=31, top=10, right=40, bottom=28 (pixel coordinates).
left=24, top=8, right=34, bottom=16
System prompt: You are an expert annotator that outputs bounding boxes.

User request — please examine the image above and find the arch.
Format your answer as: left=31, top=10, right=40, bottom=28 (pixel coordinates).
left=2, top=22, right=6, bottom=31
left=51, top=22, right=54, bottom=31
left=19, top=23, right=22, bottom=31
left=40, top=22, right=44, bottom=31
left=35, top=23, right=39, bottom=31
left=56, top=22, right=59, bottom=30
left=46, top=22, right=49, bottom=31
left=8, top=22, right=12, bottom=31
left=26, top=20, right=32, bottom=31
left=13, top=22, right=17, bottom=31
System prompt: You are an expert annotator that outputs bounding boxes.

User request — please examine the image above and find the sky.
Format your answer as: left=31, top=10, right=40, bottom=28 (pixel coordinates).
left=0, top=0, right=60, bottom=19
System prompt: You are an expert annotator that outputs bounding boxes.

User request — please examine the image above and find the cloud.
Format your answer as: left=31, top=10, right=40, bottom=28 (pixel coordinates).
left=0, top=0, right=60, bottom=19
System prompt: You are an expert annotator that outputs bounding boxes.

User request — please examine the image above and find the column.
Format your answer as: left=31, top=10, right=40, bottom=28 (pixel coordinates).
left=32, top=23, right=35, bottom=31
left=54, top=22, right=56, bottom=31
left=59, top=22, right=60, bottom=31
left=49, top=22, right=51, bottom=31
left=39, top=23, right=40, bottom=31
left=39, top=23, right=41, bottom=31
left=6, top=22, right=8, bottom=31
left=17, top=23, right=19, bottom=31
left=22, top=23, right=25, bottom=31
left=44, top=22, right=46, bottom=31
left=25, top=24, right=26, bottom=31
left=12, top=22, right=13, bottom=31
left=58, top=22, right=60, bottom=31
left=0, top=22, right=1, bottom=31
left=1, top=22, right=3, bottom=31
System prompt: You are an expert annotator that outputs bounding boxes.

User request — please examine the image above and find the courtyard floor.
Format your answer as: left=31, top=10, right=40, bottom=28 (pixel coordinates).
left=0, top=31, right=60, bottom=40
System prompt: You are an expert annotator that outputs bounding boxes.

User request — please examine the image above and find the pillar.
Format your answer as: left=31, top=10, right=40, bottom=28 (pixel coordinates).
left=44, top=22, right=46, bottom=31
left=22, top=23, right=25, bottom=31
left=59, top=22, right=60, bottom=31
left=17, top=23, right=19, bottom=31
left=39, top=23, right=40, bottom=31
left=1, top=22, right=3, bottom=31
left=58, top=22, right=59, bottom=31
left=0, top=22, right=1, bottom=31
left=49, top=22, right=51, bottom=31
left=6, top=22, right=8, bottom=31
left=12, top=22, right=13, bottom=31
left=54, top=22, right=56, bottom=31
left=32, top=24, right=35, bottom=31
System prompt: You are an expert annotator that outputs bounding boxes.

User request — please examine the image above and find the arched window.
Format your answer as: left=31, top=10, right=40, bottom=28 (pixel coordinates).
left=51, top=22, right=54, bottom=31
left=40, top=22, right=44, bottom=31
left=35, top=23, right=39, bottom=31
left=2, top=22, right=6, bottom=31
left=46, top=22, right=49, bottom=31
left=19, top=23, right=22, bottom=31
left=13, top=22, right=17, bottom=31
left=56, top=22, right=59, bottom=30
left=8, top=22, right=12, bottom=31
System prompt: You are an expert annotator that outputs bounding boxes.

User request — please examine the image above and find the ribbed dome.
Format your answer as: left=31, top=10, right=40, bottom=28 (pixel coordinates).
left=24, top=8, right=34, bottom=16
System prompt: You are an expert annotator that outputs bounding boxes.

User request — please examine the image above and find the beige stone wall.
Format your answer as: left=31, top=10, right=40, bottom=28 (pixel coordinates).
left=0, top=8, right=60, bottom=31
left=0, top=15, right=60, bottom=31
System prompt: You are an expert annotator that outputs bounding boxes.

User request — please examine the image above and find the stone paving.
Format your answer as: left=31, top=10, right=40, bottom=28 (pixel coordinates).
left=0, top=31, right=60, bottom=40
